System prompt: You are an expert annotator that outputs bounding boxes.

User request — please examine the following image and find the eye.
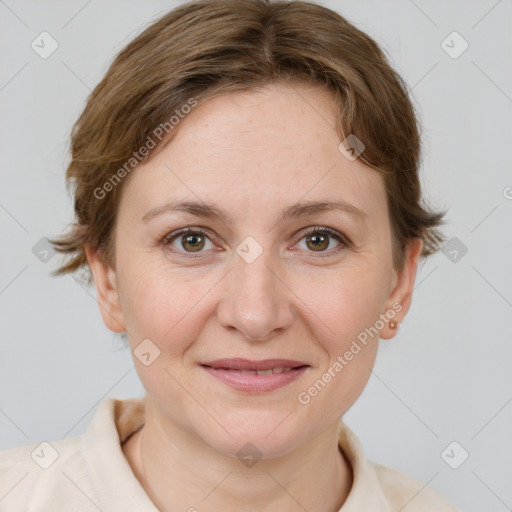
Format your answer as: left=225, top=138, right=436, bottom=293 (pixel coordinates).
left=161, top=226, right=350, bottom=259
left=163, top=228, right=215, bottom=255
left=295, top=227, right=349, bottom=255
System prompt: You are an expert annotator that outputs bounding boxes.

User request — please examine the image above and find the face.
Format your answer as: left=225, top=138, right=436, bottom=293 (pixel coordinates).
left=87, top=82, right=422, bottom=459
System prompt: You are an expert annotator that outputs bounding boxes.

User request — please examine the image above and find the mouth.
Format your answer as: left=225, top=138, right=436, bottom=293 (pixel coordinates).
left=199, top=358, right=310, bottom=393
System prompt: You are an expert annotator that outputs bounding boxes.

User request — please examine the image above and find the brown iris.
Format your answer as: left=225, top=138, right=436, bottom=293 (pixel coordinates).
left=306, top=233, right=329, bottom=251
left=182, top=232, right=206, bottom=252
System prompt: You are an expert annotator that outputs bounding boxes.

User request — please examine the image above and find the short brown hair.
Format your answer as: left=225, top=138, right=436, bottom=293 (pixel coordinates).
left=50, top=0, right=445, bottom=284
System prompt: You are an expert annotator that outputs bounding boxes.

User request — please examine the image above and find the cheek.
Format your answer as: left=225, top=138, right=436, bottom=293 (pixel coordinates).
left=292, top=267, right=386, bottom=420
left=118, top=266, right=213, bottom=403
left=295, top=260, right=391, bottom=348
left=119, top=263, right=211, bottom=355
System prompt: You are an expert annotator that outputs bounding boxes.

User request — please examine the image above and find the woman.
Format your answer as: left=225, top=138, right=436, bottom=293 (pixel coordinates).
left=0, top=0, right=459, bottom=510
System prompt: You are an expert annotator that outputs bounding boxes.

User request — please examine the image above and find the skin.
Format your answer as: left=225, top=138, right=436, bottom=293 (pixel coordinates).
left=86, top=82, right=423, bottom=511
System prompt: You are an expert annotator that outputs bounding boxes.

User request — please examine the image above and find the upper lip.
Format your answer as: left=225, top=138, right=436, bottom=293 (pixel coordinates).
left=200, top=358, right=309, bottom=371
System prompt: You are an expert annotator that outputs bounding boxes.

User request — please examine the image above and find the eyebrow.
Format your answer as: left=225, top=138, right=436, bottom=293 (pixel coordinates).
left=142, top=198, right=367, bottom=225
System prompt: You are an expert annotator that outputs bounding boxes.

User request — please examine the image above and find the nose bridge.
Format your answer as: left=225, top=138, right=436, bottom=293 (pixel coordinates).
left=217, top=246, right=293, bottom=341
left=235, top=250, right=277, bottom=301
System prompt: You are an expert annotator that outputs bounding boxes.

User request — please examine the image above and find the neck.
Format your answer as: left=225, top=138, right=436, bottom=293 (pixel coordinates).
left=122, top=399, right=353, bottom=512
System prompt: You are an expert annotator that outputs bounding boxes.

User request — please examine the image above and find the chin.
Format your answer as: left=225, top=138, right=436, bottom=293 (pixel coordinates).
left=197, top=409, right=313, bottom=462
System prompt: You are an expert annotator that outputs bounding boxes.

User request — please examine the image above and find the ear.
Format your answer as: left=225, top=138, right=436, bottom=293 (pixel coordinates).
left=380, top=238, right=423, bottom=340
left=84, top=244, right=126, bottom=333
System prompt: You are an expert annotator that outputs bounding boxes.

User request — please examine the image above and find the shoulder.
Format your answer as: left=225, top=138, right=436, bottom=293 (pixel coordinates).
left=371, top=461, right=460, bottom=511
left=0, top=435, right=93, bottom=510
left=0, top=398, right=144, bottom=510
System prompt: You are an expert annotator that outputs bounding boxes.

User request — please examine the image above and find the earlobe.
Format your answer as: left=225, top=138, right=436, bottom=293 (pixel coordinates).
left=84, top=244, right=126, bottom=334
left=380, top=238, right=424, bottom=340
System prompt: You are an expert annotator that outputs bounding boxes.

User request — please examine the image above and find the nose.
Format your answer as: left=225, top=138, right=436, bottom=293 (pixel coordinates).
left=216, top=250, right=295, bottom=342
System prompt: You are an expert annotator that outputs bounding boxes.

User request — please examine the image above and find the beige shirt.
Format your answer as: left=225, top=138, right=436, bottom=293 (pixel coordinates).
left=0, top=398, right=459, bottom=511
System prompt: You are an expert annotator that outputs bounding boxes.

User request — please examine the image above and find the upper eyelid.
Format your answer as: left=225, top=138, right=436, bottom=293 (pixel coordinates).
left=162, top=226, right=216, bottom=244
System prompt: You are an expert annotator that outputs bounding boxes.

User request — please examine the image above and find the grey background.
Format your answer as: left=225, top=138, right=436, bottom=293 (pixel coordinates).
left=1, top=1, right=511, bottom=510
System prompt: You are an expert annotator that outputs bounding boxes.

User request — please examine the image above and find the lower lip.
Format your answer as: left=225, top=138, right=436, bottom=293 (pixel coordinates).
left=201, top=366, right=309, bottom=392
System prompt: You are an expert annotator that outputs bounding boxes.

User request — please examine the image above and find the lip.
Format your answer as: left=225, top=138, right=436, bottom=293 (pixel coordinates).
left=200, top=358, right=310, bottom=393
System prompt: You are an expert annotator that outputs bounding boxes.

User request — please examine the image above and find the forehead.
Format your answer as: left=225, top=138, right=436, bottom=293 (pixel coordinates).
left=118, top=82, right=387, bottom=223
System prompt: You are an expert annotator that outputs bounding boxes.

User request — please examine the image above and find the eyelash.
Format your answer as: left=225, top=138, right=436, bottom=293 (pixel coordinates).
left=161, top=226, right=350, bottom=259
